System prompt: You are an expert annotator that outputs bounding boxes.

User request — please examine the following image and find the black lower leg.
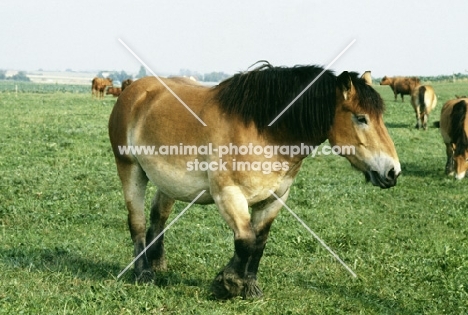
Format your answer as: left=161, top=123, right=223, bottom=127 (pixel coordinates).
left=445, top=156, right=454, bottom=175
left=145, top=226, right=166, bottom=271
left=445, top=144, right=454, bottom=175
left=211, top=237, right=255, bottom=299
left=128, top=218, right=152, bottom=282
left=145, top=192, right=174, bottom=272
left=247, top=226, right=271, bottom=276
left=241, top=225, right=272, bottom=298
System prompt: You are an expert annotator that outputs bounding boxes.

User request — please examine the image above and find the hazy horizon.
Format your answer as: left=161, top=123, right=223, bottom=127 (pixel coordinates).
left=2, top=0, right=467, bottom=78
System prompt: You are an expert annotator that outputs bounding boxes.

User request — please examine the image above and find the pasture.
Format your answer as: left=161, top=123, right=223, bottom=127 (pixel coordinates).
left=0, top=80, right=467, bottom=314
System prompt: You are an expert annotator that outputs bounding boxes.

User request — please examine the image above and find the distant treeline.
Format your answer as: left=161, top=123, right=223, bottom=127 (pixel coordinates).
left=374, top=73, right=468, bottom=83
left=420, top=73, right=468, bottom=82
left=0, top=70, right=31, bottom=81
left=95, top=67, right=231, bottom=83
left=178, top=69, right=230, bottom=82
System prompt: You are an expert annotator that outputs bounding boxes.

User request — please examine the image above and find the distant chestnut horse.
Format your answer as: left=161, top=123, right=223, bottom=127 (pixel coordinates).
left=440, top=98, right=468, bottom=179
left=411, top=85, right=437, bottom=130
left=91, top=77, right=113, bottom=99
left=109, top=64, right=401, bottom=299
left=380, top=76, right=420, bottom=102
left=106, top=87, right=121, bottom=97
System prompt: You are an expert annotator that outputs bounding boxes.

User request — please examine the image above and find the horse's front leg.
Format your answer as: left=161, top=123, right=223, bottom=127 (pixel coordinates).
left=243, top=188, right=290, bottom=298
left=211, top=186, right=256, bottom=299
left=445, top=143, right=455, bottom=175
left=211, top=185, right=289, bottom=299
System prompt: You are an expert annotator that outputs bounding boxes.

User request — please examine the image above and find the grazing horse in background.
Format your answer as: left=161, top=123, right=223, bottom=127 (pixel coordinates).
left=106, top=87, right=121, bottom=97
left=411, top=85, right=437, bottom=130
left=92, top=77, right=113, bottom=99
left=121, top=78, right=134, bottom=91
left=380, top=76, right=420, bottom=102
left=440, top=98, right=468, bottom=179
left=361, top=71, right=372, bottom=85
left=108, top=64, right=401, bottom=299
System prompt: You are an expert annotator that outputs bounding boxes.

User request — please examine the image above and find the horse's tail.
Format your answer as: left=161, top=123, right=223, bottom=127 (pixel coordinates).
left=418, top=86, right=427, bottom=113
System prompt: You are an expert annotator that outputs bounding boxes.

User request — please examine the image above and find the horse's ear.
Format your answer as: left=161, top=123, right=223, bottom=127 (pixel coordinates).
left=337, top=71, right=354, bottom=100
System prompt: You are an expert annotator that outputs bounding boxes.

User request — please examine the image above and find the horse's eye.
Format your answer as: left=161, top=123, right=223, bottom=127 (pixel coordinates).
left=354, top=114, right=368, bottom=125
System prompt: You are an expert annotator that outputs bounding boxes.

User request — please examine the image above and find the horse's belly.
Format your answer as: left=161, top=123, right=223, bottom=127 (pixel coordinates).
left=137, top=154, right=295, bottom=206
left=138, top=156, right=213, bottom=204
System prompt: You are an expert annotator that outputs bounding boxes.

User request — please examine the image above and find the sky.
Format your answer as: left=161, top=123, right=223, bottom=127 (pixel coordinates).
left=1, top=0, right=467, bottom=78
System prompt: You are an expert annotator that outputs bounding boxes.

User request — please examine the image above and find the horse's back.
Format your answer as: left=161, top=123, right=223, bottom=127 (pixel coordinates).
left=411, top=85, right=437, bottom=113
left=109, top=77, right=211, bottom=149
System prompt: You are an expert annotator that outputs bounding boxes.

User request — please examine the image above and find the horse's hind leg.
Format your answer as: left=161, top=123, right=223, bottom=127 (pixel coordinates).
left=414, top=107, right=422, bottom=129
left=145, top=190, right=175, bottom=272
left=422, top=113, right=428, bottom=130
left=116, top=161, right=151, bottom=281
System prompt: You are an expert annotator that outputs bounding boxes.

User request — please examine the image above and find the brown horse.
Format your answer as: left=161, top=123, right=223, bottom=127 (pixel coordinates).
left=108, top=65, right=401, bottom=299
left=106, top=86, right=121, bottom=97
left=440, top=98, right=468, bottom=179
left=91, top=77, right=113, bottom=99
left=410, top=85, right=437, bottom=130
left=380, top=76, right=420, bottom=102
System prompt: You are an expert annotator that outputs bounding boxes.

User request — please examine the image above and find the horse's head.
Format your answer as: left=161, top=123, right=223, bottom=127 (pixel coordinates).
left=328, top=72, right=401, bottom=188
left=452, top=143, right=468, bottom=179
left=379, top=76, right=392, bottom=86
left=446, top=99, right=468, bottom=180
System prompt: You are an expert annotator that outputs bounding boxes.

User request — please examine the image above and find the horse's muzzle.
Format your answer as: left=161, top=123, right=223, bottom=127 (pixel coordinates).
left=365, top=168, right=400, bottom=189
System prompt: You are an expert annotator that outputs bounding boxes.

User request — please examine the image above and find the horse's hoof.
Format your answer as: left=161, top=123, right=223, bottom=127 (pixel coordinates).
left=242, top=278, right=263, bottom=299
left=135, top=270, right=154, bottom=283
left=152, top=259, right=167, bottom=272
left=210, top=271, right=244, bottom=299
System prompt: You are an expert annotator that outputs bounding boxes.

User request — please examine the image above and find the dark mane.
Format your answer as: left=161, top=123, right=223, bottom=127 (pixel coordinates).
left=345, top=72, right=385, bottom=117
left=450, top=100, right=468, bottom=155
left=214, top=63, right=384, bottom=142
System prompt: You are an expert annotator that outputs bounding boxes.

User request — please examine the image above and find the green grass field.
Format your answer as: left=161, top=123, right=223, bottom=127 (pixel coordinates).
left=0, top=81, right=467, bottom=314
